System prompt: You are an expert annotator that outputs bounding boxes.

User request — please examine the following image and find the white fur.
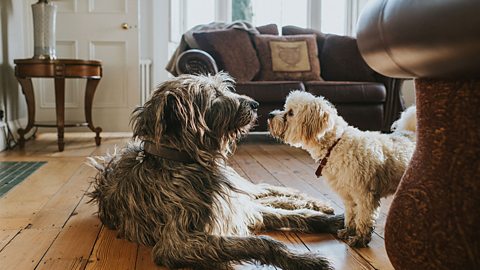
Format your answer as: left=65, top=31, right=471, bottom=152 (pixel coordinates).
left=207, top=165, right=264, bottom=237
left=391, top=105, right=416, bottom=133
left=269, top=90, right=417, bottom=247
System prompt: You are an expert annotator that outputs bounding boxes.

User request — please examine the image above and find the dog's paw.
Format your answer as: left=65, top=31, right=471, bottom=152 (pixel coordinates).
left=346, top=234, right=372, bottom=248
left=307, top=201, right=335, bottom=214
left=337, top=227, right=355, bottom=240
left=326, top=213, right=345, bottom=233
left=286, top=253, right=333, bottom=270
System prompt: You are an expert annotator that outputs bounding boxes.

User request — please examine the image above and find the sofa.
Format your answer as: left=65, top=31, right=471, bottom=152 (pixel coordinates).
left=171, top=24, right=406, bottom=132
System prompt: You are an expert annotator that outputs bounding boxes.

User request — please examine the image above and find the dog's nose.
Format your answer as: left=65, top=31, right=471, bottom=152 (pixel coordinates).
left=250, top=101, right=259, bottom=110
left=268, top=112, right=275, bottom=119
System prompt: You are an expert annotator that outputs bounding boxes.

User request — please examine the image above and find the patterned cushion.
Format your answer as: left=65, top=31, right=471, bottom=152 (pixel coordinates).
left=253, top=34, right=322, bottom=81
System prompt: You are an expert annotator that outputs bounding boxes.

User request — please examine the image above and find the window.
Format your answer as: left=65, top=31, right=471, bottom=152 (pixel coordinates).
left=184, top=0, right=215, bottom=31
left=321, top=0, right=347, bottom=35
left=170, top=0, right=216, bottom=43
left=232, top=0, right=349, bottom=35
left=232, top=0, right=308, bottom=29
left=171, top=0, right=353, bottom=45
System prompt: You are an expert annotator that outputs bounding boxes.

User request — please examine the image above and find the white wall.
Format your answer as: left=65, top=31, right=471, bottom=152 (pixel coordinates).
left=0, top=0, right=29, bottom=150
left=140, top=0, right=170, bottom=88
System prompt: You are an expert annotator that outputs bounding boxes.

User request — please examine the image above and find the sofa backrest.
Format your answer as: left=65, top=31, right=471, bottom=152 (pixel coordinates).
left=282, top=25, right=378, bottom=82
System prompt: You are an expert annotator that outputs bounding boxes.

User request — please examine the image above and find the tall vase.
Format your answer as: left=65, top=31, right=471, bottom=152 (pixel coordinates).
left=31, top=0, right=57, bottom=59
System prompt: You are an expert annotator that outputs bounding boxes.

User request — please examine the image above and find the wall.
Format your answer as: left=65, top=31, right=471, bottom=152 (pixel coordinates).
left=141, top=0, right=170, bottom=88
left=0, top=0, right=29, bottom=150
left=402, top=80, right=416, bottom=107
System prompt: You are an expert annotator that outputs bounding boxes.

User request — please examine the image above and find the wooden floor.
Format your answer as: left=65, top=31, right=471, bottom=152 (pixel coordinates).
left=0, top=133, right=394, bottom=270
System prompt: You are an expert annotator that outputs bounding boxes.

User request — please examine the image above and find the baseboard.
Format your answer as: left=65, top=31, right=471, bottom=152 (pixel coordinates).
left=0, top=117, right=29, bottom=152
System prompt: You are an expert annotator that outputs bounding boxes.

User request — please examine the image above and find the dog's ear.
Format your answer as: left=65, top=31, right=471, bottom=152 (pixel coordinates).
left=131, top=106, right=148, bottom=139
left=156, top=91, right=187, bottom=139
left=160, top=93, right=181, bottom=136
left=205, top=96, right=237, bottom=134
left=301, top=102, right=334, bottom=141
left=156, top=90, right=209, bottom=142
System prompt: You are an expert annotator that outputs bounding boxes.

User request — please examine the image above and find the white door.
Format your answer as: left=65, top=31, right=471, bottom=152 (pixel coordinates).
left=25, top=0, right=139, bottom=132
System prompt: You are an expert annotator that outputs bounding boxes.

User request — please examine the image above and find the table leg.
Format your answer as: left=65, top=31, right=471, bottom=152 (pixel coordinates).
left=54, top=78, right=65, bottom=151
left=85, top=78, right=102, bottom=146
left=16, top=77, right=36, bottom=148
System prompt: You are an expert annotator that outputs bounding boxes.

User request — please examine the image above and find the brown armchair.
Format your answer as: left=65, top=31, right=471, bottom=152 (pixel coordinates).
left=173, top=25, right=406, bottom=132
left=357, top=0, right=480, bottom=269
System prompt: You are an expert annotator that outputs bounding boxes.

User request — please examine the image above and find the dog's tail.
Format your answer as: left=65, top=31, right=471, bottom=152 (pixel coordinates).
left=391, top=106, right=416, bottom=133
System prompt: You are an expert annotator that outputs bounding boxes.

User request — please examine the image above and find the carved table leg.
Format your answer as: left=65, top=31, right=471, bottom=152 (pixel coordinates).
left=54, top=78, right=65, bottom=151
left=385, top=79, right=480, bottom=269
left=16, top=77, right=36, bottom=148
left=85, top=78, right=102, bottom=146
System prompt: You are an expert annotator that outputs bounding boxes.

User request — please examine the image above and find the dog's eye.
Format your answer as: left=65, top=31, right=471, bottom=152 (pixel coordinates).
left=287, top=110, right=294, bottom=117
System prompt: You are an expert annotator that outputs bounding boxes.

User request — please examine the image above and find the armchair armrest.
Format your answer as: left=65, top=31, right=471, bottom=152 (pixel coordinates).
left=175, top=49, right=218, bottom=76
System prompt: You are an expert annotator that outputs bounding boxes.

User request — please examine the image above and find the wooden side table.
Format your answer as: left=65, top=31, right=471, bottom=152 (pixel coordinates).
left=14, top=59, right=103, bottom=151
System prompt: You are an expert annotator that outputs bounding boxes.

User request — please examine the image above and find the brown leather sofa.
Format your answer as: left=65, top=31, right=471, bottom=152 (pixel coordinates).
left=174, top=25, right=406, bottom=132
left=357, top=0, right=480, bottom=269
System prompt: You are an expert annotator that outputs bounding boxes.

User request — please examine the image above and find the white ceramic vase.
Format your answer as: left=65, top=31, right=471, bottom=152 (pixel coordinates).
left=32, top=0, right=57, bottom=59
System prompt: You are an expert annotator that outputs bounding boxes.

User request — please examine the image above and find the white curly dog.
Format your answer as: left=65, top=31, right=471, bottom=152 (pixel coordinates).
left=268, top=90, right=416, bottom=247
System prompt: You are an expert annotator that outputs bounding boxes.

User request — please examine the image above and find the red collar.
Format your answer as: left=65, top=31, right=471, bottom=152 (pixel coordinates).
left=315, top=138, right=341, bottom=178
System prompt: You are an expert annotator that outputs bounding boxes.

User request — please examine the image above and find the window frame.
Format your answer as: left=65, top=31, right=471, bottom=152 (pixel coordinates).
left=169, top=0, right=362, bottom=46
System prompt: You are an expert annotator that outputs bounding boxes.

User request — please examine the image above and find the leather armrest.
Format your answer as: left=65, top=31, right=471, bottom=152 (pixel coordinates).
left=175, top=49, right=219, bottom=76
left=356, top=0, right=480, bottom=79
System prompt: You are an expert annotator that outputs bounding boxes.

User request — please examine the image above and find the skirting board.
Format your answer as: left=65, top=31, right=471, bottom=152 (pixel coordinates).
left=0, top=117, right=28, bottom=152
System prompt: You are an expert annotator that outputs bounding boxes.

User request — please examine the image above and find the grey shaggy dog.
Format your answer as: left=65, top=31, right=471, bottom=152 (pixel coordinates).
left=88, top=73, right=344, bottom=270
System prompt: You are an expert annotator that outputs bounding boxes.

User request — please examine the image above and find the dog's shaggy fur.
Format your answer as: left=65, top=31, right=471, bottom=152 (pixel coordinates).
left=88, top=74, right=344, bottom=269
left=268, top=91, right=416, bottom=247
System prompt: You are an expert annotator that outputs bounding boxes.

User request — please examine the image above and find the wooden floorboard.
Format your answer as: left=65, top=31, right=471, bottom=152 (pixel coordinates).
left=0, top=133, right=393, bottom=269
left=36, top=192, right=103, bottom=270
left=0, top=228, right=61, bottom=270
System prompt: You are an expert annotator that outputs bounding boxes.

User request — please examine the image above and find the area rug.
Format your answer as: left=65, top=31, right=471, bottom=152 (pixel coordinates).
left=0, top=161, right=46, bottom=197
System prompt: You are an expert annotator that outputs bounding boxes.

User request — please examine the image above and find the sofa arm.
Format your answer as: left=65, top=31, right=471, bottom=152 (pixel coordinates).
left=175, top=49, right=219, bottom=76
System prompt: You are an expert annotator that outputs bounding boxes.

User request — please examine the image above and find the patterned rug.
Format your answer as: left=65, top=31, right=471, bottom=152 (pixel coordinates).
left=0, top=161, right=46, bottom=197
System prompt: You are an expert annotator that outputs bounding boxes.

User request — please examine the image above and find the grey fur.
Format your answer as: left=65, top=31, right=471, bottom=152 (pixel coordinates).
left=88, top=73, right=343, bottom=269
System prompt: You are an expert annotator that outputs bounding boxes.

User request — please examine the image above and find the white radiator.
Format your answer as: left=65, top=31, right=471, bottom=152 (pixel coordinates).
left=140, top=59, right=152, bottom=104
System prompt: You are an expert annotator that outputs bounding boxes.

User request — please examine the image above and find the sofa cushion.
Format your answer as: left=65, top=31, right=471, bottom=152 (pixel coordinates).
left=193, top=28, right=260, bottom=82
left=304, top=81, right=386, bottom=103
left=336, top=104, right=384, bottom=131
left=282, top=26, right=327, bottom=57
left=257, top=24, right=279, bottom=35
left=235, top=81, right=305, bottom=103
left=282, top=26, right=378, bottom=82
left=320, top=34, right=377, bottom=82
left=253, top=34, right=322, bottom=81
